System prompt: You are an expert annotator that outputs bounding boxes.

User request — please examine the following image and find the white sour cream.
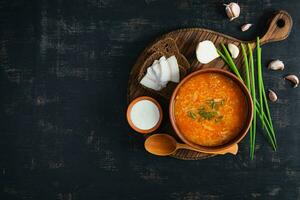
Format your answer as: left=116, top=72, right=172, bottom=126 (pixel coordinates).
left=130, top=100, right=160, bottom=130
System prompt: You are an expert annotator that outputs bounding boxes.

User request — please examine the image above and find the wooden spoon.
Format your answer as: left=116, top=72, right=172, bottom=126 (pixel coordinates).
left=144, top=134, right=238, bottom=156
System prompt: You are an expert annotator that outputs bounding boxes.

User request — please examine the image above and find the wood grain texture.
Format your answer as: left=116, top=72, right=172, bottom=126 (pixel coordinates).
left=127, top=10, right=292, bottom=160
left=0, top=0, right=300, bottom=199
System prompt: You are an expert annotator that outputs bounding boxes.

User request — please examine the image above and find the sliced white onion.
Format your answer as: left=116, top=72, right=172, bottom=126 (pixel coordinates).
left=167, top=56, right=180, bottom=83
left=196, top=40, right=219, bottom=64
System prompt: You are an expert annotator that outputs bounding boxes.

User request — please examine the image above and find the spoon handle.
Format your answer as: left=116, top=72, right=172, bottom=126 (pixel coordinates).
left=176, top=143, right=238, bottom=155
left=216, top=144, right=238, bottom=155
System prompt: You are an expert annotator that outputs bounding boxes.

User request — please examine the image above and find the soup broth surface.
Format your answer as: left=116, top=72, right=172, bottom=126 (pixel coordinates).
left=174, top=72, right=248, bottom=146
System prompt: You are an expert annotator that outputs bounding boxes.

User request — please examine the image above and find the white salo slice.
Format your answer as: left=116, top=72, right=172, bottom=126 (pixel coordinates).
left=151, top=60, right=160, bottom=82
left=146, top=67, right=158, bottom=82
left=151, top=63, right=161, bottom=83
left=167, top=55, right=180, bottom=83
left=159, top=56, right=171, bottom=83
left=140, top=75, right=161, bottom=91
left=160, top=81, right=168, bottom=88
left=196, top=40, right=220, bottom=64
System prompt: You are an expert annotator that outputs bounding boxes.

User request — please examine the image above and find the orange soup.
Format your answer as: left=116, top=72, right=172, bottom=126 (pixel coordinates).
left=174, top=72, right=248, bottom=146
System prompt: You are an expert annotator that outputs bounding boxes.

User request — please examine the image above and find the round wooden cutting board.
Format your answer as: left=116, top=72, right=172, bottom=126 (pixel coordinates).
left=127, top=10, right=292, bottom=160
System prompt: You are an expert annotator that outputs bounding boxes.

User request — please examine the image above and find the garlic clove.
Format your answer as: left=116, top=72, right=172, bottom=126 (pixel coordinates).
left=284, top=74, right=299, bottom=88
left=268, top=89, right=278, bottom=102
left=224, top=3, right=240, bottom=21
left=228, top=43, right=239, bottom=59
left=268, top=60, right=284, bottom=70
left=241, top=23, right=253, bottom=32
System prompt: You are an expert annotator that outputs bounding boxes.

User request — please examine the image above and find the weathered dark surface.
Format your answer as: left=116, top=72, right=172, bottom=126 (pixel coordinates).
left=0, top=0, right=299, bottom=199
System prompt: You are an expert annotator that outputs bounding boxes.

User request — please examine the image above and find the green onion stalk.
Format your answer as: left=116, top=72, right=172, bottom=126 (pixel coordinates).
left=218, top=39, right=277, bottom=159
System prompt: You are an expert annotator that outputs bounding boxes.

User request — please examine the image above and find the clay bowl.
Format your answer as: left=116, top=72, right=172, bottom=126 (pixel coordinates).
left=169, top=68, right=253, bottom=154
left=127, top=96, right=163, bottom=134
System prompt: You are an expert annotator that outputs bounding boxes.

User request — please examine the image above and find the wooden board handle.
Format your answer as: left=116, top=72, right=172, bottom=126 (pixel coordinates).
left=260, top=10, right=293, bottom=45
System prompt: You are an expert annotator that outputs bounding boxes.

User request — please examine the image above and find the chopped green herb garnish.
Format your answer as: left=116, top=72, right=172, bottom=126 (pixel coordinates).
left=188, top=102, right=224, bottom=122
left=187, top=111, right=197, bottom=120
left=211, top=100, right=216, bottom=109
left=199, top=107, right=217, bottom=120
left=207, top=99, right=225, bottom=110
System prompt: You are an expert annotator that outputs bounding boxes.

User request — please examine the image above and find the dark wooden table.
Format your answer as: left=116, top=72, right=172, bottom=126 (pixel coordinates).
left=0, top=0, right=299, bottom=199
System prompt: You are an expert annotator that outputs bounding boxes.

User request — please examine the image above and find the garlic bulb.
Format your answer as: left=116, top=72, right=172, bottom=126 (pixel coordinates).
left=228, top=43, right=239, bottom=59
left=241, top=23, right=253, bottom=32
left=224, top=3, right=240, bottom=21
left=268, top=89, right=278, bottom=102
left=284, top=74, right=299, bottom=88
left=268, top=60, right=284, bottom=70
